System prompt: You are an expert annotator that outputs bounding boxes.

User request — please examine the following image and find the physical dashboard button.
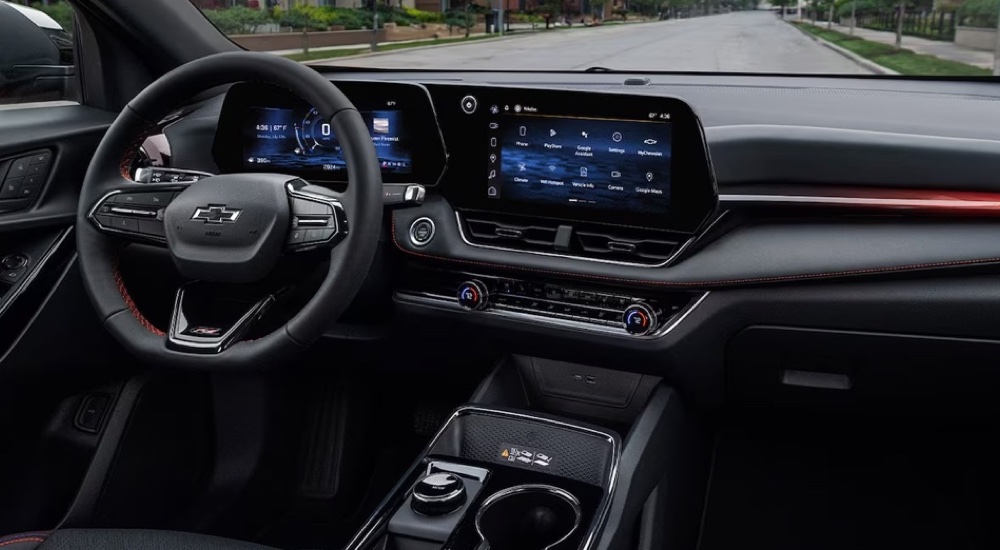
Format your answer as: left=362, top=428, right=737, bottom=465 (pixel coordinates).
left=1, top=254, right=26, bottom=270
left=460, top=95, right=478, bottom=114
left=457, top=280, right=488, bottom=311
left=409, top=217, right=435, bottom=247
left=0, top=177, right=23, bottom=199
left=623, top=302, right=657, bottom=336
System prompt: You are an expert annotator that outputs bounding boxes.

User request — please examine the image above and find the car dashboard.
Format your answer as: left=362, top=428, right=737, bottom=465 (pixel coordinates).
left=156, top=70, right=1000, bottom=409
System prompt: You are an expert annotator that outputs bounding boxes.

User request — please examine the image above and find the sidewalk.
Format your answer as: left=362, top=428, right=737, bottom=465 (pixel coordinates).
left=815, top=20, right=994, bottom=69
left=264, top=32, right=492, bottom=56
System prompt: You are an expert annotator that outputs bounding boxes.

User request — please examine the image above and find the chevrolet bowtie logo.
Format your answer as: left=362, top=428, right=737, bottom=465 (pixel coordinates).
left=191, top=205, right=241, bottom=224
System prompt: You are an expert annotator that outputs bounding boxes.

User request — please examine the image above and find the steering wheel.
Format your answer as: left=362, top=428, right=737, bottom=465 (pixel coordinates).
left=75, top=52, right=383, bottom=369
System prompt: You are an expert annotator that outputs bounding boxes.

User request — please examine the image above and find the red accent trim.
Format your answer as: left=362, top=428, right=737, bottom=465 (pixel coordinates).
left=119, top=123, right=154, bottom=180
left=390, top=213, right=1000, bottom=287
left=112, top=252, right=165, bottom=336
left=0, top=538, right=46, bottom=548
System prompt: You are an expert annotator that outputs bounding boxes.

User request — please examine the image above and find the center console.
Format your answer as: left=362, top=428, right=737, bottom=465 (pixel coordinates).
left=348, top=407, right=615, bottom=550
left=343, top=357, right=709, bottom=550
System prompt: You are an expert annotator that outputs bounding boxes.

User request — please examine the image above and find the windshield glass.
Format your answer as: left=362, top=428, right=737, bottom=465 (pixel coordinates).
left=190, top=0, right=995, bottom=77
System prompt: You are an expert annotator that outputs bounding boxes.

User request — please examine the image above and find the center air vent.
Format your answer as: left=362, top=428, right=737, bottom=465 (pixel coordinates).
left=460, top=211, right=689, bottom=266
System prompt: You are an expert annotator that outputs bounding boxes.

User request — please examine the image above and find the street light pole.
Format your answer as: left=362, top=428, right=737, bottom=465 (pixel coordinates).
left=850, top=0, right=855, bottom=36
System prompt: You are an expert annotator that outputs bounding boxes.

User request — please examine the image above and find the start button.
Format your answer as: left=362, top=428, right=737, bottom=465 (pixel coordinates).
left=409, top=217, right=435, bottom=247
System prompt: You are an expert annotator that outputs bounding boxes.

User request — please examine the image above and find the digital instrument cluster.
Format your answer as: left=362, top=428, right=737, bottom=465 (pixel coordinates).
left=213, top=81, right=446, bottom=185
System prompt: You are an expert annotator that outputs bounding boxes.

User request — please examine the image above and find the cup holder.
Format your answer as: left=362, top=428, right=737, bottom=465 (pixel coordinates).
left=475, top=484, right=582, bottom=550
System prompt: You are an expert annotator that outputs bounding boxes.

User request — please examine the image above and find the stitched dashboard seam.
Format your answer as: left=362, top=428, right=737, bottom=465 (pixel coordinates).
left=390, top=213, right=1000, bottom=287
left=112, top=252, right=165, bottom=336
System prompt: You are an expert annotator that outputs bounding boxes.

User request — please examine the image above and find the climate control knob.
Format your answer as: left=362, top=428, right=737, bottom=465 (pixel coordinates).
left=623, top=303, right=657, bottom=336
left=457, top=280, right=489, bottom=311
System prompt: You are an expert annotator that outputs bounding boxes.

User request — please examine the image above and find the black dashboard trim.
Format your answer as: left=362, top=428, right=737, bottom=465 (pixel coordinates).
left=392, top=203, right=1000, bottom=288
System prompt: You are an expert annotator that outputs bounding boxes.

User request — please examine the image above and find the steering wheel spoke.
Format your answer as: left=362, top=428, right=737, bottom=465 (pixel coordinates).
left=284, top=180, right=348, bottom=253
left=167, top=281, right=278, bottom=354
left=89, top=183, right=189, bottom=246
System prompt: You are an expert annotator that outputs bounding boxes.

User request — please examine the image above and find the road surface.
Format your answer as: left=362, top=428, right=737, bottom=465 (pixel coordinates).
left=322, top=12, right=870, bottom=74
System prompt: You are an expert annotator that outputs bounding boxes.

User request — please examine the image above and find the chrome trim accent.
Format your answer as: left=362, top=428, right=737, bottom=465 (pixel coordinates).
left=454, top=212, right=700, bottom=268
left=720, top=193, right=1000, bottom=210
left=191, top=205, right=241, bottom=224
left=475, top=484, right=582, bottom=550
left=342, top=407, right=619, bottom=550
left=426, top=461, right=490, bottom=482
left=286, top=182, right=349, bottom=252
left=134, top=166, right=214, bottom=184
left=393, top=291, right=710, bottom=340
left=408, top=217, right=435, bottom=247
left=412, top=477, right=466, bottom=504
left=167, top=284, right=274, bottom=354
left=86, top=185, right=188, bottom=245
left=404, top=184, right=426, bottom=204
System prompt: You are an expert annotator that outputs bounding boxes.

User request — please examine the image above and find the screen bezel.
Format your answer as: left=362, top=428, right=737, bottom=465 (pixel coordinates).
left=213, top=81, right=447, bottom=185
left=433, top=85, right=717, bottom=234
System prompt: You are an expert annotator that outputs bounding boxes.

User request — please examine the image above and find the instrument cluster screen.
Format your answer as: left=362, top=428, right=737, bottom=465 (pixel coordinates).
left=242, top=107, right=412, bottom=176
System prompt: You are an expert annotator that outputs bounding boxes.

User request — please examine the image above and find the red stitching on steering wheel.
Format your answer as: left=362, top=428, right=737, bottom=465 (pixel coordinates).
left=111, top=252, right=165, bottom=336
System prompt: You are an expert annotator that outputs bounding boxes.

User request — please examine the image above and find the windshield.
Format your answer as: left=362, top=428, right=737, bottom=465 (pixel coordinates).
left=189, top=0, right=995, bottom=77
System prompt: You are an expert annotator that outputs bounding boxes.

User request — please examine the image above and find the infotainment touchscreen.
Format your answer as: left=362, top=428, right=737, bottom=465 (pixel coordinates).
left=488, top=113, right=671, bottom=216
left=242, top=107, right=413, bottom=176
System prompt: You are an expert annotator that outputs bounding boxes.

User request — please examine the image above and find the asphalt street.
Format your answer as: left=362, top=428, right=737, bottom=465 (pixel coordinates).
left=324, top=12, right=871, bottom=74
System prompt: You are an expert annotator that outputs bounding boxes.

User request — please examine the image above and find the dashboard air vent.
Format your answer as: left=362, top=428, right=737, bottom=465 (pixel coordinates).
left=465, top=214, right=561, bottom=253
left=460, top=211, right=689, bottom=265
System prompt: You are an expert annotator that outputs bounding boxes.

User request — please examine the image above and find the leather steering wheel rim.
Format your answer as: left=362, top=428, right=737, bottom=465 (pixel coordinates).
left=75, top=52, right=383, bottom=370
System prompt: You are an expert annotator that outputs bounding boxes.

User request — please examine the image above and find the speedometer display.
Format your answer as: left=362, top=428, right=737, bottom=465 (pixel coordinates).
left=241, top=106, right=412, bottom=176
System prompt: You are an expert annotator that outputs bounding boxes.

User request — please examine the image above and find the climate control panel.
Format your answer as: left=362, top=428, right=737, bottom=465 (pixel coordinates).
left=396, top=266, right=702, bottom=338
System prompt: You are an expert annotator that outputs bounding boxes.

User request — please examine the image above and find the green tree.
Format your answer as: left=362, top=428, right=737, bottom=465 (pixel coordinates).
left=771, top=0, right=794, bottom=18
left=536, top=0, right=566, bottom=28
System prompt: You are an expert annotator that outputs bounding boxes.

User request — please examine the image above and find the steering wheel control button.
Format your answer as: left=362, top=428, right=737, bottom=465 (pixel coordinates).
left=411, top=473, right=467, bottom=516
left=458, top=280, right=489, bottom=311
left=623, top=303, right=657, bottom=336
left=110, top=217, right=139, bottom=233
left=292, top=198, right=330, bottom=215
left=1, top=254, right=27, bottom=270
left=287, top=228, right=306, bottom=245
left=138, top=220, right=166, bottom=237
left=133, top=192, right=174, bottom=206
left=460, top=95, right=478, bottom=114
left=409, top=217, right=435, bottom=247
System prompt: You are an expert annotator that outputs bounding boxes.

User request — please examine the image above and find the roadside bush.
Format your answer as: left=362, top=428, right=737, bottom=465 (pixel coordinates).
left=402, top=7, right=446, bottom=24
left=30, top=1, right=74, bottom=31
left=203, top=5, right=272, bottom=34
left=958, top=0, right=999, bottom=27
left=277, top=5, right=333, bottom=30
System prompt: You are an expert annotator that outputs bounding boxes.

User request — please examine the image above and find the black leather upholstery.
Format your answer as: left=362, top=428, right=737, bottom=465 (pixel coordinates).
left=0, top=530, right=276, bottom=550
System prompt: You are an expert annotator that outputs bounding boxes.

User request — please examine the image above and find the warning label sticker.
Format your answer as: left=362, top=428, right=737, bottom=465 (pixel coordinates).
left=498, top=443, right=554, bottom=469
